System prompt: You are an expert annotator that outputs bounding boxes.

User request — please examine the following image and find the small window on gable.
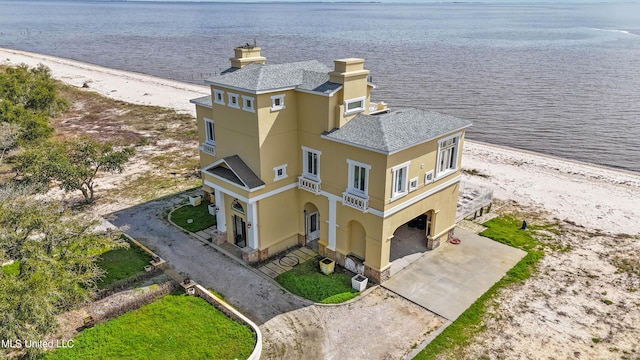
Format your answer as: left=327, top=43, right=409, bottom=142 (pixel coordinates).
left=242, top=96, right=255, bottom=112
left=344, top=96, right=365, bottom=115
left=424, top=170, right=434, bottom=184
left=213, top=90, right=225, bottom=105
left=271, top=94, right=285, bottom=111
left=409, top=177, right=418, bottom=192
left=228, top=92, right=239, bottom=109
left=273, top=164, right=287, bottom=181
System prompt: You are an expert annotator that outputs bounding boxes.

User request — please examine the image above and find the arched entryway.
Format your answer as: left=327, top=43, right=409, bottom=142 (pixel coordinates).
left=389, top=210, right=435, bottom=276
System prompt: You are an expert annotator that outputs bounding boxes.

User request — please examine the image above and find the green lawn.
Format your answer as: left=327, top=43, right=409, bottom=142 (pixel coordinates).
left=170, top=199, right=216, bottom=233
left=96, top=239, right=153, bottom=289
left=1, top=261, right=20, bottom=276
left=414, top=215, right=554, bottom=359
left=45, top=294, right=255, bottom=360
left=276, top=257, right=359, bottom=304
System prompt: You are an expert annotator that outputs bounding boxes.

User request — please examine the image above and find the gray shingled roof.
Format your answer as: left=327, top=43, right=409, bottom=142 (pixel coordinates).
left=189, top=95, right=212, bottom=108
left=323, top=108, right=472, bottom=154
left=206, top=155, right=265, bottom=190
left=206, top=61, right=339, bottom=93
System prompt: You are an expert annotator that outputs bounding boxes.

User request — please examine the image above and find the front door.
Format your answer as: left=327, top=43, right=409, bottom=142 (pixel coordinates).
left=233, top=215, right=246, bottom=248
left=306, top=211, right=320, bottom=242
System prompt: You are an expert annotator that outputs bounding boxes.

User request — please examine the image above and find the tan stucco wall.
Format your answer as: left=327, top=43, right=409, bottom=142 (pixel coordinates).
left=255, top=189, right=299, bottom=253
left=209, top=86, right=261, bottom=173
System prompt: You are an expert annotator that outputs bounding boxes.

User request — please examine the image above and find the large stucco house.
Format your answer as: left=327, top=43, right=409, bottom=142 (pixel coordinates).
left=190, top=46, right=472, bottom=282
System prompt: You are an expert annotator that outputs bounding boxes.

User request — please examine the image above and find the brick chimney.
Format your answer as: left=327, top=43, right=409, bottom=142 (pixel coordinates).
left=230, top=45, right=266, bottom=69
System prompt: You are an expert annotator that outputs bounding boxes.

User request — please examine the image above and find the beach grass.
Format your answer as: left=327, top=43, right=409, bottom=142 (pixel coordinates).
left=44, top=294, right=255, bottom=360
left=1, top=261, right=20, bottom=276
left=276, top=257, right=359, bottom=304
left=414, top=215, right=554, bottom=359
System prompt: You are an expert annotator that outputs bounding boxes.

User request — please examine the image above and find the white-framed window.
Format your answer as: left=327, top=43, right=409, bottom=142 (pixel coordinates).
left=409, top=177, right=418, bottom=192
left=301, top=146, right=321, bottom=181
left=242, top=95, right=255, bottom=112
left=436, top=134, right=461, bottom=178
left=213, top=89, right=225, bottom=105
left=424, top=170, right=434, bottom=184
left=228, top=92, right=240, bottom=109
left=271, top=94, right=285, bottom=111
left=347, top=159, right=370, bottom=197
left=204, top=118, right=215, bottom=144
left=391, top=161, right=410, bottom=201
left=344, top=96, right=365, bottom=115
left=273, top=164, right=288, bottom=181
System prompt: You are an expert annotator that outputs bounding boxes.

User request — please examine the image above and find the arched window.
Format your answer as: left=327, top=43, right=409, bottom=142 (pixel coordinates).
left=231, top=200, right=245, bottom=214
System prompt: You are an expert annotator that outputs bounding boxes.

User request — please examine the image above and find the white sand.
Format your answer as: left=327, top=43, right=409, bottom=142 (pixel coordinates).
left=3, top=47, right=637, bottom=235
left=4, top=47, right=639, bottom=359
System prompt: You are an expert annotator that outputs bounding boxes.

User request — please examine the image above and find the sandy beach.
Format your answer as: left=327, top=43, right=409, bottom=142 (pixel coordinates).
left=3, top=47, right=638, bottom=234
left=3, top=47, right=639, bottom=359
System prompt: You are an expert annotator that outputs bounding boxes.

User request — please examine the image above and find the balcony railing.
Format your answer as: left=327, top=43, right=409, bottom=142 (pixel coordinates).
left=199, top=142, right=216, bottom=156
left=369, top=101, right=389, bottom=115
left=342, top=192, right=369, bottom=212
left=298, top=176, right=321, bottom=194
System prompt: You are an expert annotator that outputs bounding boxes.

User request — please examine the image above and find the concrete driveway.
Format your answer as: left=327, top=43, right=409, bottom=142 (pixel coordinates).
left=382, top=228, right=526, bottom=321
left=107, top=193, right=311, bottom=324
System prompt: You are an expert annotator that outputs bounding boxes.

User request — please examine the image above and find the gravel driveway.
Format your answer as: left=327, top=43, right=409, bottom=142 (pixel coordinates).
left=108, top=193, right=445, bottom=359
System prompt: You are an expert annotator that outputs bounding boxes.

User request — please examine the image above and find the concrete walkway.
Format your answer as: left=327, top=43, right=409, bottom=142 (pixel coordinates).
left=108, top=195, right=312, bottom=325
left=382, top=228, right=526, bottom=321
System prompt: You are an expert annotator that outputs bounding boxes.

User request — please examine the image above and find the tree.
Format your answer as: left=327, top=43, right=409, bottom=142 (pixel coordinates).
left=14, top=137, right=135, bottom=203
left=0, top=185, right=124, bottom=358
left=0, top=64, right=68, bottom=116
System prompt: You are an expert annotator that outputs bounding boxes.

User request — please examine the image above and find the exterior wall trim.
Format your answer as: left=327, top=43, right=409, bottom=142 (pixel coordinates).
left=383, top=175, right=461, bottom=218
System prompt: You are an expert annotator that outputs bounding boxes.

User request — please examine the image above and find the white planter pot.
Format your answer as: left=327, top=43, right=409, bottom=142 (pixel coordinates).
left=208, top=204, right=216, bottom=215
left=351, top=274, right=368, bottom=292
left=188, top=195, right=202, bottom=206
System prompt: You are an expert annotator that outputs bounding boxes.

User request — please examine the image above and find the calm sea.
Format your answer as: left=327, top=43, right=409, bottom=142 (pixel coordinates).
left=1, top=1, right=639, bottom=172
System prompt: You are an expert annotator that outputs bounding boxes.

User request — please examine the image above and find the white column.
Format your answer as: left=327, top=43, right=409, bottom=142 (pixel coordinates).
left=328, top=197, right=337, bottom=250
left=214, top=188, right=226, bottom=232
left=247, top=201, right=259, bottom=249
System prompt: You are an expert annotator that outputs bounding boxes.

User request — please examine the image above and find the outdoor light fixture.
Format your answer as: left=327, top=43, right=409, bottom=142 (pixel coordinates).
left=247, top=223, right=252, bottom=229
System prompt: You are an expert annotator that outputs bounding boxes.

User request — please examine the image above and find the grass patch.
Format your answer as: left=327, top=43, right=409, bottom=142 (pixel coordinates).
left=170, top=199, right=216, bottom=233
left=415, top=215, right=553, bottom=359
left=1, top=261, right=20, bottom=276
left=275, top=257, right=359, bottom=304
left=45, top=294, right=255, bottom=359
left=96, top=239, right=153, bottom=289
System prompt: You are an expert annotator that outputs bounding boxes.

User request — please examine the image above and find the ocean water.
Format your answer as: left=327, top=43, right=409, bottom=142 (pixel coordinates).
left=1, top=1, right=639, bottom=172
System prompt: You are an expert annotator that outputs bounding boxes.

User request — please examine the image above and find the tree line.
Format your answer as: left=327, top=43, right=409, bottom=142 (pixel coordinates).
left=0, top=64, right=133, bottom=358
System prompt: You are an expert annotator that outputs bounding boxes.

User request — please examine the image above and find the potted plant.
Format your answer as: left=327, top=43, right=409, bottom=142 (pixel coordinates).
left=208, top=203, right=216, bottom=215
left=319, top=257, right=335, bottom=275
left=351, top=274, right=368, bottom=292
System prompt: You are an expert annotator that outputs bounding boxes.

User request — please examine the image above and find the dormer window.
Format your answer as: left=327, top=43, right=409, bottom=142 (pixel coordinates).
left=344, top=96, right=365, bottom=115
left=242, top=96, right=255, bottom=112
left=213, top=90, right=225, bottom=105
left=228, top=92, right=240, bottom=109
left=271, top=94, right=285, bottom=111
